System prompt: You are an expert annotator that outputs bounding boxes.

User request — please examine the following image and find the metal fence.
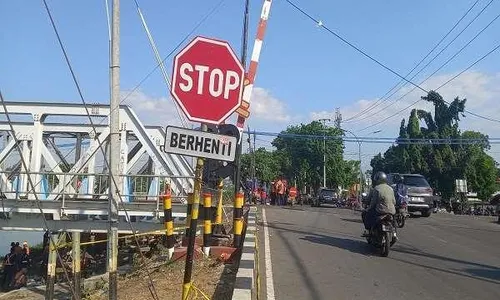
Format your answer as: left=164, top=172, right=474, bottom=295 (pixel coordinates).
left=0, top=171, right=194, bottom=204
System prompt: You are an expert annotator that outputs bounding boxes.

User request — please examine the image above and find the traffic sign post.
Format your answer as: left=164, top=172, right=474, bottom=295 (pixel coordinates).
left=171, top=36, right=245, bottom=125
left=163, top=126, right=237, bottom=162
left=171, top=36, right=244, bottom=299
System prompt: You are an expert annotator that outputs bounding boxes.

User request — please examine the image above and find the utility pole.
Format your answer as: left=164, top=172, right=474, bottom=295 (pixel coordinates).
left=342, top=129, right=380, bottom=201
left=334, top=108, right=342, bottom=129
left=108, top=0, right=120, bottom=298
left=253, top=129, right=256, bottom=184
left=233, top=0, right=250, bottom=197
left=247, top=126, right=255, bottom=192
left=358, top=142, right=362, bottom=194
left=318, top=118, right=331, bottom=188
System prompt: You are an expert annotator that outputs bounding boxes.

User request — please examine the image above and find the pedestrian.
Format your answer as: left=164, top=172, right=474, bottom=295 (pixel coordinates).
left=22, top=241, right=30, bottom=256
left=260, top=184, right=268, bottom=205
left=275, top=177, right=285, bottom=206
left=2, top=243, right=16, bottom=291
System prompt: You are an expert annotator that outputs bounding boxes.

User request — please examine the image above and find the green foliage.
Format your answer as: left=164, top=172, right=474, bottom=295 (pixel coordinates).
left=240, top=121, right=360, bottom=192
left=370, top=91, right=497, bottom=201
left=272, top=121, right=345, bottom=191
left=240, top=147, right=281, bottom=183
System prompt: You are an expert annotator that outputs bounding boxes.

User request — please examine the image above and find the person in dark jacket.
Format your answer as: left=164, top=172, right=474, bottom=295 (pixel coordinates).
left=2, top=243, right=16, bottom=291
left=11, top=247, right=30, bottom=289
left=362, top=172, right=396, bottom=236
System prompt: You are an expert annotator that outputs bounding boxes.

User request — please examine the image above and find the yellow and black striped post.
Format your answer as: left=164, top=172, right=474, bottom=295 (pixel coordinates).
left=203, top=193, right=212, bottom=256
left=182, top=132, right=205, bottom=300
left=216, top=180, right=223, bottom=225
left=164, top=190, right=174, bottom=259
left=213, top=179, right=225, bottom=234
left=233, top=192, right=244, bottom=248
left=185, top=192, right=194, bottom=236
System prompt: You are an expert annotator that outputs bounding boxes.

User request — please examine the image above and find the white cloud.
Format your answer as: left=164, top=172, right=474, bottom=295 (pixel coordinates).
left=249, top=87, right=291, bottom=122
left=120, top=90, right=185, bottom=127
left=121, top=87, right=293, bottom=129
left=313, top=71, right=500, bottom=132
left=307, top=71, right=500, bottom=169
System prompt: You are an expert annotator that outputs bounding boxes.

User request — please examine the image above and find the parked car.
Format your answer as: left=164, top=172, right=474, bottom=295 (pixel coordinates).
left=388, top=173, right=434, bottom=217
left=312, top=188, right=337, bottom=207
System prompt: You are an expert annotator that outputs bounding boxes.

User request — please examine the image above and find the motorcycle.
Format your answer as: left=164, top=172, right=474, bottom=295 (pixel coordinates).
left=366, top=214, right=397, bottom=257
left=395, top=197, right=409, bottom=228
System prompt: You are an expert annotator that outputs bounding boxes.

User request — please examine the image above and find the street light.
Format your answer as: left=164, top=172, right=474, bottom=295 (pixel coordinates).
left=318, top=118, right=331, bottom=188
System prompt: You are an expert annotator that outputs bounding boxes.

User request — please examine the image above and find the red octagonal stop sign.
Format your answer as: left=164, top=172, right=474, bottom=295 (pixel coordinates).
left=171, top=36, right=245, bottom=125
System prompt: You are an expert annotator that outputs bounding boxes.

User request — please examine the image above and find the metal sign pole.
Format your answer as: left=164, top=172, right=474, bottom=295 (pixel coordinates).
left=182, top=124, right=207, bottom=300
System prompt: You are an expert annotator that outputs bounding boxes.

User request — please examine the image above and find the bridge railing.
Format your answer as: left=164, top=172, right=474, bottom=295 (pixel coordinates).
left=0, top=171, right=193, bottom=205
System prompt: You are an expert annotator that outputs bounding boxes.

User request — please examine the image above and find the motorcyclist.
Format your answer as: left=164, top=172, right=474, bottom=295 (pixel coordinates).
left=394, top=174, right=407, bottom=208
left=362, top=171, right=396, bottom=236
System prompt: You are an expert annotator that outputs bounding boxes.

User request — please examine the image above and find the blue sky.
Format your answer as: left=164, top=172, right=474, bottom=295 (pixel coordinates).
left=1, top=0, right=500, bottom=171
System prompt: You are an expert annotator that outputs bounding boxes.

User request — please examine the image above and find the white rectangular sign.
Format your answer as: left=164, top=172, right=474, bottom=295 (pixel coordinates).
left=163, top=126, right=237, bottom=162
left=455, top=179, right=467, bottom=193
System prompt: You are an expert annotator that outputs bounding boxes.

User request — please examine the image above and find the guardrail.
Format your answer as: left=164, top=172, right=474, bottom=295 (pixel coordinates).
left=0, top=171, right=194, bottom=208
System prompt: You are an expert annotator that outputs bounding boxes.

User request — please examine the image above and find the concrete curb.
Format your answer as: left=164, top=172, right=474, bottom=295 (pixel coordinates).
left=232, top=206, right=257, bottom=300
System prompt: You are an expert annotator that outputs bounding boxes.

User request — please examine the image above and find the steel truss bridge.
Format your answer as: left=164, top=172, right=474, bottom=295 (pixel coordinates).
left=0, top=101, right=195, bottom=233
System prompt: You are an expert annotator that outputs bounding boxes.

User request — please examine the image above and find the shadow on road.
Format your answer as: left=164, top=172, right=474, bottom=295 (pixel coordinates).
left=264, top=220, right=372, bottom=257
left=264, top=222, right=361, bottom=241
left=300, top=235, right=371, bottom=256
left=393, top=245, right=499, bottom=271
left=280, top=207, right=305, bottom=211
left=275, top=228, right=323, bottom=299
left=340, top=218, right=363, bottom=224
left=464, top=267, right=500, bottom=281
left=266, top=218, right=374, bottom=299
left=393, top=245, right=500, bottom=284
left=391, top=257, right=500, bottom=285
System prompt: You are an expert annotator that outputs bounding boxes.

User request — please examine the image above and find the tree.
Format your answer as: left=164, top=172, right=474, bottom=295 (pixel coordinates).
left=240, top=147, right=281, bottom=183
left=240, top=121, right=369, bottom=194
left=370, top=91, right=497, bottom=201
left=269, top=120, right=362, bottom=192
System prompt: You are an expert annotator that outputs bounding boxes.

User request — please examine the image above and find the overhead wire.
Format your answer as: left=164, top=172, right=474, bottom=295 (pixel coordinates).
left=0, top=90, right=77, bottom=299
left=41, top=0, right=161, bottom=298
left=346, top=0, right=494, bottom=123
left=343, top=0, right=482, bottom=122
left=132, top=0, right=188, bottom=128
left=284, top=0, right=427, bottom=93
left=285, top=0, right=500, bottom=127
left=97, top=0, right=227, bottom=128
left=358, top=40, right=500, bottom=132
left=355, top=8, right=500, bottom=126
left=246, top=130, right=496, bottom=144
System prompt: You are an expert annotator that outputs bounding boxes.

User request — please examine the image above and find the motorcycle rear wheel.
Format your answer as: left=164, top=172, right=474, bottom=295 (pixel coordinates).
left=380, top=231, right=391, bottom=257
left=396, top=214, right=405, bottom=228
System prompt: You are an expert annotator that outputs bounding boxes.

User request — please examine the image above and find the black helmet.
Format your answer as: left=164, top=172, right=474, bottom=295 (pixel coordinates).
left=373, top=171, right=387, bottom=185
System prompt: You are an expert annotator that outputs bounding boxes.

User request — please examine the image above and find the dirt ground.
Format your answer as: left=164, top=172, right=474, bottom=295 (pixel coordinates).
left=1, top=258, right=238, bottom=300
left=0, top=207, right=240, bottom=300
left=93, top=257, right=238, bottom=300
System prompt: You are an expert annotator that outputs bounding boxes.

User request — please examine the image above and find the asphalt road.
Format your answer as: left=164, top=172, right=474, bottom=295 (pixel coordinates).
left=257, top=205, right=500, bottom=300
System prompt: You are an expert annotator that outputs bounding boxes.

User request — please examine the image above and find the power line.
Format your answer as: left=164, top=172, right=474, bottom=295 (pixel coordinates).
left=119, top=0, right=226, bottom=106
left=343, top=0, right=482, bottom=122
left=42, top=1, right=161, bottom=298
left=245, top=130, right=497, bottom=144
left=0, top=90, right=77, bottom=299
left=358, top=40, right=500, bottom=131
left=94, top=0, right=226, bottom=129
left=355, top=9, right=500, bottom=126
left=284, top=0, right=427, bottom=93
left=285, top=0, right=500, bottom=128
left=132, top=0, right=188, bottom=127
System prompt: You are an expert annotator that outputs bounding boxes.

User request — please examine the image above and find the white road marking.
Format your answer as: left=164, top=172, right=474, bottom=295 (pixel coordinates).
left=262, top=208, right=276, bottom=300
